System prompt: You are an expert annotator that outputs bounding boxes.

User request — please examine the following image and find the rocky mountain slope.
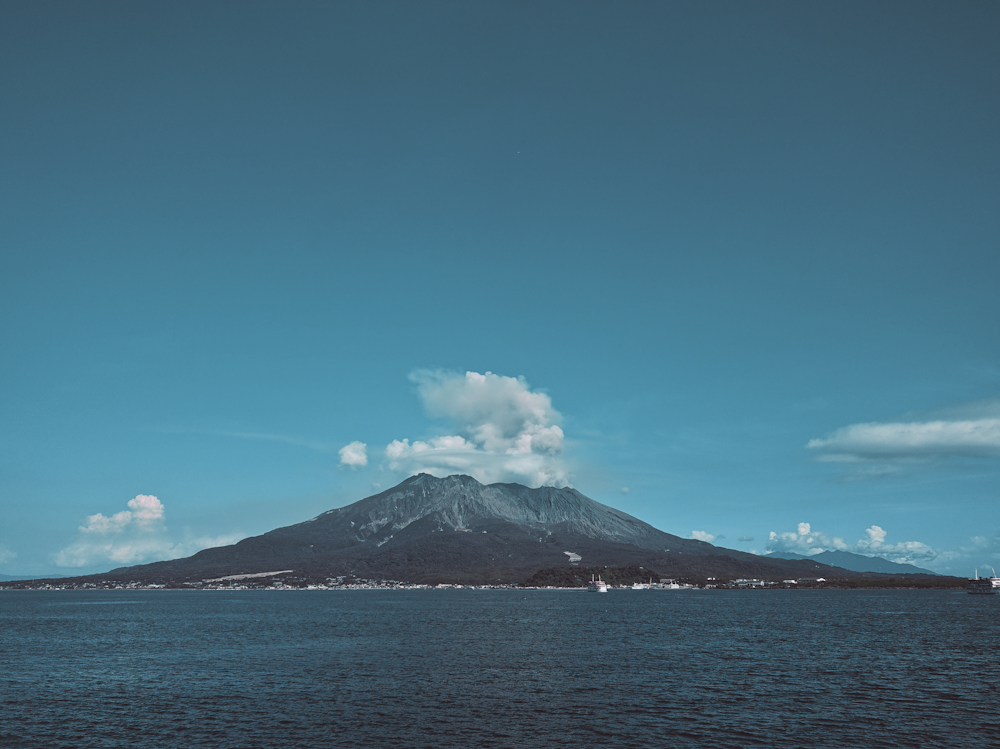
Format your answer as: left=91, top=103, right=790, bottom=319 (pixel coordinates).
left=37, top=474, right=920, bottom=585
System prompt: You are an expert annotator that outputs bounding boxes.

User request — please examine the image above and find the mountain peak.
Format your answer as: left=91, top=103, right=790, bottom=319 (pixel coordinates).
left=403, top=473, right=483, bottom=487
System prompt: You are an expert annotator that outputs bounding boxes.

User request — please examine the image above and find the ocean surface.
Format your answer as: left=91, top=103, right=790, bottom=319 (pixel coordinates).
left=1, top=589, right=997, bottom=748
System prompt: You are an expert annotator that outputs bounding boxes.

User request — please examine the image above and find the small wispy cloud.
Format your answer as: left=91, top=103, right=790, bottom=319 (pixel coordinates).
left=807, top=398, right=1000, bottom=479
left=212, top=430, right=338, bottom=453
left=160, top=427, right=338, bottom=454
left=690, top=530, right=716, bottom=543
left=0, top=545, right=16, bottom=565
left=738, top=535, right=754, bottom=542
left=808, top=419, right=1000, bottom=460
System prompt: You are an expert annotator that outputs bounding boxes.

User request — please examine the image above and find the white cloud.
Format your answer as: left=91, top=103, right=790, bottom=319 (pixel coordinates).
left=690, top=530, right=716, bottom=543
left=852, top=524, right=937, bottom=564
left=806, top=399, right=1000, bottom=480
left=338, top=441, right=368, bottom=468
left=55, top=494, right=243, bottom=569
left=78, top=494, right=165, bottom=535
left=738, top=535, right=754, bottom=542
left=620, top=487, right=630, bottom=494
left=808, top=418, right=1000, bottom=460
left=0, top=545, right=16, bottom=565
left=767, top=522, right=848, bottom=556
left=378, top=370, right=569, bottom=487
left=127, top=494, right=165, bottom=523
left=415, top=370, right=564, bottom=455
left=765, top=522, right=936, bottom=566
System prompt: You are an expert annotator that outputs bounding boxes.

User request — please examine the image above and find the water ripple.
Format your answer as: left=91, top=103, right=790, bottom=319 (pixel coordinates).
left=1, top=589, right=998, bottom=748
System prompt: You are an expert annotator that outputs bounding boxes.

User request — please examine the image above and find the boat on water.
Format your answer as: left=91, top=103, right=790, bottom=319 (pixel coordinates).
left=587, top=575, right=608, bottom=593
left=968, top=569, right=1000, bottom=595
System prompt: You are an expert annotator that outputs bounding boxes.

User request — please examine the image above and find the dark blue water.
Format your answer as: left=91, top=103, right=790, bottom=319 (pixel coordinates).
left=2, top=589, right=997, bottom=748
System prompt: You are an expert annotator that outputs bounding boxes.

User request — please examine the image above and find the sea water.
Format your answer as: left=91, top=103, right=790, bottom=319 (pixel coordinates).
left=1, top=589, right=997, bottom=748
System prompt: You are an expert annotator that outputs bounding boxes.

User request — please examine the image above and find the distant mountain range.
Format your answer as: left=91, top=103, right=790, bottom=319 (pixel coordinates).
left=766, top=550, right=937, bottom=576
left=3, top=475, right=944, bottom=586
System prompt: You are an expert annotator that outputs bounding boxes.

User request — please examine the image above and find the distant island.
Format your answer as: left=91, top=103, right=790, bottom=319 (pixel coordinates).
left=0, top=474, right=960, bottom=590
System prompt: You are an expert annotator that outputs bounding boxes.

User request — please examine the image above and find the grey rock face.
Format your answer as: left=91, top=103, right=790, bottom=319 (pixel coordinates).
left=297, top=473, right=697, bottom=553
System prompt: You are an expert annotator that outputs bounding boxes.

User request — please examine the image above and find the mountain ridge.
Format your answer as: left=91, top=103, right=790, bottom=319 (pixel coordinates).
left=6, top=475, right=945, bottom=586
left=766, top=550, right=938, bottom=576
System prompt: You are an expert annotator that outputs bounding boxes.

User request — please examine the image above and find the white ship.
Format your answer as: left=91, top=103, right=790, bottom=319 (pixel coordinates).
left=587, top=575, right=608, bottom=593
left=967, top=568, right=1000, bottom=595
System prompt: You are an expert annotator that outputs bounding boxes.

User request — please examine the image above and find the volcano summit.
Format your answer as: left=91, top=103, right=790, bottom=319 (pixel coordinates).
left=83, top=474, right=870, bottom=585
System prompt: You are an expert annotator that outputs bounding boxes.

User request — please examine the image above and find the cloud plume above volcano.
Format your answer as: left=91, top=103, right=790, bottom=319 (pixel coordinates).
left=381, top=370, right=569, bottom=487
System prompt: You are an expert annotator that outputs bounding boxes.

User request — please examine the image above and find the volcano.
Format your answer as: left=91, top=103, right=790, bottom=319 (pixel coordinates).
left=91, top=474, right=870, bottom=584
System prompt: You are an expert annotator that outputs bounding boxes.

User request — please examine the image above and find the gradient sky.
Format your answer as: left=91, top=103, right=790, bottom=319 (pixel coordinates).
left=2, top=1, right=997, bottom=577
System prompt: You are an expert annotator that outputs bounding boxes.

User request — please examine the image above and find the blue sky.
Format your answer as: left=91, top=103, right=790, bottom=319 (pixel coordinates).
left=2, top=1, right=997, bottom=577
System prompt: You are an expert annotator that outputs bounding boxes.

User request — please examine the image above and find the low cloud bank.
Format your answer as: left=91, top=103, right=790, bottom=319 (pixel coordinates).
left=55, top=494, right=242, bottom=568
left=809, top=418, right=1000, bottom=460
left=763, top=523, right=1000, bottom=576
left=766, top=522, right=936, bottom=566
